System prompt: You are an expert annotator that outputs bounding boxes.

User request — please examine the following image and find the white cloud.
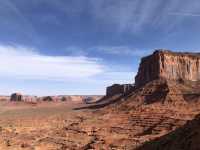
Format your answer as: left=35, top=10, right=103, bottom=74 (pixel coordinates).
left=0, top=45, right=104, bottom=81
left=94, top=46, right=152, bottom=57
left=88, top=0, right=200, bottom=33
left=0, top=44, right=137, bottom=95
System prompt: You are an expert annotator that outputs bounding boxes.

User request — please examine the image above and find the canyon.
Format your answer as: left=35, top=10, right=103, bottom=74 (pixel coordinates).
left=0, top=50, right=199, bottom=150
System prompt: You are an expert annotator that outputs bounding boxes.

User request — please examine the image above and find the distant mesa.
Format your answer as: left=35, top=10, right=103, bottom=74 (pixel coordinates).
left=10, top=93, right=23, bottom=101
left=8, top=93, right=102, bottom=104
left=42, top=96, right=53, bottom=101
left=61, top=97, right=67, bottom=101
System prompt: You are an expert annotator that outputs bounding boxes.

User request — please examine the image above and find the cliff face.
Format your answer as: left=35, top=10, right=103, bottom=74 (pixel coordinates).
left=106, top=84, right=135, bottom=97
left=135, top=50, right=200, bottom=87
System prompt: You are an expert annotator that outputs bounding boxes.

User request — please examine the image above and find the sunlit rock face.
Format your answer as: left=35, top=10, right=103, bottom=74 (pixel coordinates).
left=135, top=50, right=200, bottom=87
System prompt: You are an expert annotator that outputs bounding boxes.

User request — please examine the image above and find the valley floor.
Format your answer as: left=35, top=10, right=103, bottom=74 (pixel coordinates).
left=0, top=100, right=199, bottom=150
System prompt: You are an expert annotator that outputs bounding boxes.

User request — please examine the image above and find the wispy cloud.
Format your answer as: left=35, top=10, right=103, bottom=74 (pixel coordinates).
left=0, top=45, right=104, bottom=81
left=0, top=0, right=39, bottom=41
left=89, top=0, right=139, bottom=32
left=3, top=0, right=200, bottom=36
left=88, top=0, right=200, bottom=33
left=93, top=46, right=152, bottom=57
left=63, top=46, right=152, bottom=57
left=168, top=12, right=200, bottom=17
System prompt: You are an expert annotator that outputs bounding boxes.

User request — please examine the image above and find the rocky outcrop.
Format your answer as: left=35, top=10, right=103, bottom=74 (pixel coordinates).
left=83, top=50, right=200, bottom=109
left=106, top=84, right=135, bottom=97
left=10, top=93, right=23, bottom=101
left=138, top=113, right=200, bottom=150
left=135, top=50, right=200, bottom=87
left=42, top=96, right=53, bottom=101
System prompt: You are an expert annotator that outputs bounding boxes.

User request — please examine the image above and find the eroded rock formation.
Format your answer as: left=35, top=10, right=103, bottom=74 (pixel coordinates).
left=106, top=84, right=135, bottom=97
left=135, top=50, right=200, bottom=87
left=10, top=93, right=23, bottom=101
left=42, top=96, right=53, bottom=101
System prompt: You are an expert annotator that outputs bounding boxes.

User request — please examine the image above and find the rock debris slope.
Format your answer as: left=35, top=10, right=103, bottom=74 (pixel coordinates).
left=138, top=113, right=200, bottom=150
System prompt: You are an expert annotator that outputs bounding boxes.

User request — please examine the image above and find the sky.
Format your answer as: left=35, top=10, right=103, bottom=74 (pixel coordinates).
left=0, top=0, right=200, bottom=95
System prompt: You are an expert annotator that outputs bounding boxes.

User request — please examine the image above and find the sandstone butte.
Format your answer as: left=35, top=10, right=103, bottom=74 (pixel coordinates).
left=104, top=49, right=200, bottom=101
left=74, top=49, right=200, bottom=149
left=135, top=50, right=200, bottom=87
left=10, top=93, right=23, bottom=101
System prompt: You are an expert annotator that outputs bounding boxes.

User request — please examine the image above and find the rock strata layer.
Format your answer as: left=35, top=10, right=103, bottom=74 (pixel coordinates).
left=135, top=50, right=200, bottom=87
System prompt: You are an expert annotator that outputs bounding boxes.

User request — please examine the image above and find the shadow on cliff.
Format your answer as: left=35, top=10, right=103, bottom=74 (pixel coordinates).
left=136, top=114, right=200, bottom=150
left=74, top=94, right=126, bottom=110
left=74, top=79, right=200, bottom=111
left=74, top=80, right=170, bottom=110
left=74, top=90, right=137, bottom=110
left=144, top=82, right=169, bottom=104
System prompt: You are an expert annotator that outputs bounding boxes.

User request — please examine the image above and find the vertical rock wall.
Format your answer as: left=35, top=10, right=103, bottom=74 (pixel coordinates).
left=135, top=50, right=200, bottom=87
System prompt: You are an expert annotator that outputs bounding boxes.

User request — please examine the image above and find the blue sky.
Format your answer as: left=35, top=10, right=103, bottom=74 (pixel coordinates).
left=0, top=0, right=200, bottom=95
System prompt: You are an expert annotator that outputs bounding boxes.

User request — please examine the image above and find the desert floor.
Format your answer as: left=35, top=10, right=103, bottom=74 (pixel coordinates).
left=0, top=101, right=93, bottom=150
left=0, top=100, right=199, bottom=150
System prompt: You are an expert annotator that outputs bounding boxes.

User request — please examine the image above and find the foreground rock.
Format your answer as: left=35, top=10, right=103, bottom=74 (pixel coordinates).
left=74, top=50, right=200, bottom=149
left=138, top=113, right=200, bottom=150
